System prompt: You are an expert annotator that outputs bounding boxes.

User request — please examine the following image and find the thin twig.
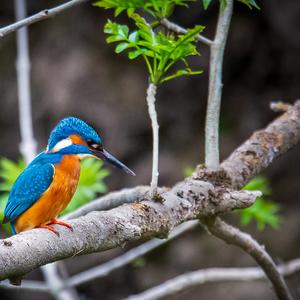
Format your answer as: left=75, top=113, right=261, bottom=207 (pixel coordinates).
left=125, top=258, right=300, bottom=300
left=67, top=221, right=198, bottom=287
left=0, top=279, right=50, bottom=291
left=0, top=0, right=89, bottom=38
left=160, top=18, right=213, bottom=46
left=146, top=83, right=159, bottom=196
left=205, top=0, right=234, bottom=169
left=201, top=217, right=293, bottom=300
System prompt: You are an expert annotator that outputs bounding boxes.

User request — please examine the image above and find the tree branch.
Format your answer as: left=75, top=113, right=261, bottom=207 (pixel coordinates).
left=221, top=101, right=300, bottom=189
left=63, top=186, right=152, bottom=220
left=0, top=188, right=257, bottom=281
left=0, top=100, right=299, bottom=282
left=201, top=217, right=292, bottom=300
left=205, top=0, right=234, bottom=169
left=0, top=279, right=49, bottom=291
left=160, top=18, right=213, bottom=46
left=0, top=0, right=89, bottom=38
left=125, top=258, right=300, bottom=300
left=66, top=221, right=198, bottom=287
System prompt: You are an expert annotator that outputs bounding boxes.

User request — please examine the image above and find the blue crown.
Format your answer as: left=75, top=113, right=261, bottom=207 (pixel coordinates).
left=48, top=117, right=102, bottom=150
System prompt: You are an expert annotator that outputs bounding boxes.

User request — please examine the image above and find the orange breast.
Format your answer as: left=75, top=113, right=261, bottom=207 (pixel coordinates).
left=14, top=156, right=81, bottom=233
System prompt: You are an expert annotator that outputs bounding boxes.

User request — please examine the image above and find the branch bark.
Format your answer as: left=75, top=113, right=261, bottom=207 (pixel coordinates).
left=146, top=83, right=159, bottom=195
left=125, top=258, right=300, bottom=300
left=205, top=0, right=233, bottom=169
left=0, top=0, right=89, bottom=38
left=0, top=100, right=299, bottom=282
left=201, top=217, right=292, bottom=300
left=0, top=187, right=257, bottom=280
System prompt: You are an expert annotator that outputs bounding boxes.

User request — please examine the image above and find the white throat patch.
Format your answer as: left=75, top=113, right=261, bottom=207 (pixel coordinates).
left=51, top=138, right=73, bottom=152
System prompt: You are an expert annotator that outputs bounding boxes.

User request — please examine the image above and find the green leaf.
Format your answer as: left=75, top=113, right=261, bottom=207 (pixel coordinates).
left=115, top=42, right=130, bottom=53
left=238, top=0, right=260, bottom=9
left=103, top=15, right=204, bottom=84
left=128, top=31, right=139, bottom=43
left=128, top=48, right=147, bottom=59
left=202, top=0, right=212, bottom=9
left=94, top=0, right=194, bottom=18
left=239, top=176, right=281, bottom=231
left=219, top=0, right=227, bottom=10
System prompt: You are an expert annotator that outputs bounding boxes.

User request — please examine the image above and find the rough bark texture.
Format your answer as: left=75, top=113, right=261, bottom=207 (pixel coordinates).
left=0, top=101, right=299, bottom=281
left=221, top=101, right=300, bottom=189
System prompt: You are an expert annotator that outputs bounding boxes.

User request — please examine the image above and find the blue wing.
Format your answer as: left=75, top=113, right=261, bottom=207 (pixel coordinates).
left=3, top=155, right=55, bottom=224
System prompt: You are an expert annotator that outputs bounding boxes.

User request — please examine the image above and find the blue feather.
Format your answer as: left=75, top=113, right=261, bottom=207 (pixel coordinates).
left=3, top=152, right=63, bottom=227
left=48, top=117, right=102, bottom=150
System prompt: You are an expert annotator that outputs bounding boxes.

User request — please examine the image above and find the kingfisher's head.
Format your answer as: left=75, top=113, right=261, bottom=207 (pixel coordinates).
left=47, top=117, right=135, bottom=176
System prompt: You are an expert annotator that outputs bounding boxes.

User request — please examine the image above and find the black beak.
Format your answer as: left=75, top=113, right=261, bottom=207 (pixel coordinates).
left=92, top=147, right=135, bottom=176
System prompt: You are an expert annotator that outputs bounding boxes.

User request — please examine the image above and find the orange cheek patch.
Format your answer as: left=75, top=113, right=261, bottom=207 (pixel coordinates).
left=70, top=134, right=87, bottom=146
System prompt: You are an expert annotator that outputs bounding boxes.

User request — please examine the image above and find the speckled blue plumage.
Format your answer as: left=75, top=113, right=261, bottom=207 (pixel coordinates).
left=48, top=117, right=101, bottom=150
left=3, top=152, right=64, bottom=232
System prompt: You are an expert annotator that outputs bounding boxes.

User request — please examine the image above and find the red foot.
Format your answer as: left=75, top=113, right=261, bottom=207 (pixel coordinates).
left=39, top=224, right=60, bottom=236
left=49, top=219, right=73, bottom=232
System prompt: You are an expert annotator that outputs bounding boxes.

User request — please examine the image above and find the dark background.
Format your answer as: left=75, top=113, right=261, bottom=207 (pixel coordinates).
left=0, top=0, right=300, bottom=299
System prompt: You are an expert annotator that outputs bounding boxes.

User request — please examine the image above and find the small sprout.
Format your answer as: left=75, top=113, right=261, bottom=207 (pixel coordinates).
left=239, top=176, right=281, bottom=231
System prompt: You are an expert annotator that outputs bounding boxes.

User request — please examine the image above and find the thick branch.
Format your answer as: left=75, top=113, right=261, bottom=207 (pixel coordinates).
left=0, top=187, right=257, bottom=280
left=201, top=217, right=292, bottom=300
left=221, top=101, right=300, bottom=189
left=160, top=18, right=213, bottom=46
left=0, top=0, right=89, bottom=38
left=125, top=258, right=300, bottom=300
left=0, top=100, right=299, bottom=281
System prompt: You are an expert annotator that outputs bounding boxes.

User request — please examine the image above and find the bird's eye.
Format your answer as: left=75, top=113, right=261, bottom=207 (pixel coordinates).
left=87, top=140, right=103, bottom=151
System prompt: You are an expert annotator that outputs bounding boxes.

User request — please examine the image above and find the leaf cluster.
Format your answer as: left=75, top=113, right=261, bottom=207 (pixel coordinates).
left=240, top=176, right=281, bottom=231
left=95, top=0, right=193, bottom=18
left=103, top=12, right=203, bottom=84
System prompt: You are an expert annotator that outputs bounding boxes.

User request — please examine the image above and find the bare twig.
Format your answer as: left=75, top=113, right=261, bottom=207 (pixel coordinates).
left=205, top=0, right=234, bottom=169
left=201, top=217, right=292, bottom=300
left=146, top=83, right=159, bottom=196
left=67, top=221, right=198, bottom=287
left=160, top=18, right=213, bottom=46
left=0, top=0, right=89, bottom=38
left=270, top=101, right=292, bottom=113
left=125, top=258, right=300, bottom=300
left=15, top=0, right=36, bottom=163
left=0, top=279, right=49, bottom=291
left=41, top=263, right=79, bottom=300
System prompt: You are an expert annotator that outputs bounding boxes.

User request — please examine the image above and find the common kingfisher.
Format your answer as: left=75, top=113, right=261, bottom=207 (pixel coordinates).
left=2, top=117, right=135, bottom=235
